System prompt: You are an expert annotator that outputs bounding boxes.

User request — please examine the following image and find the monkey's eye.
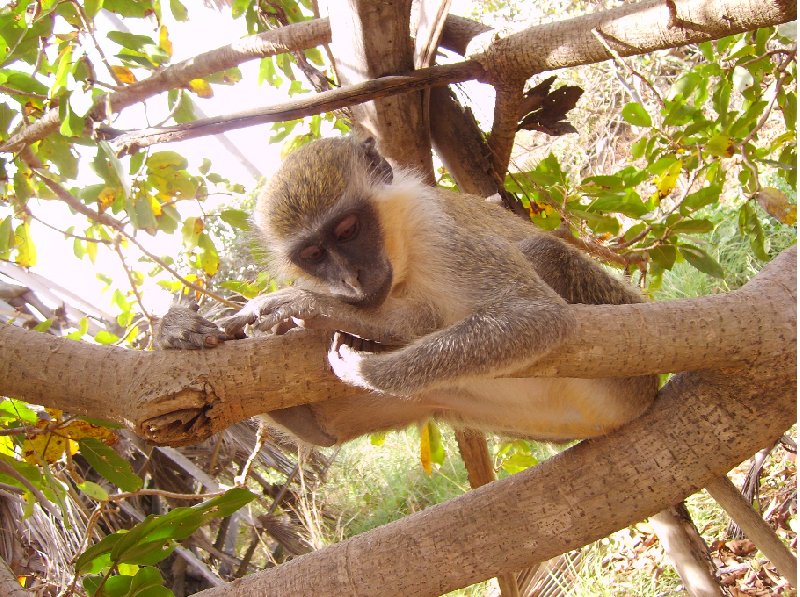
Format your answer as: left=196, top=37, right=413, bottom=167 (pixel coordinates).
left=333, top=214, right=360, bottom=243
left=299, top=244, right=325, bottom=263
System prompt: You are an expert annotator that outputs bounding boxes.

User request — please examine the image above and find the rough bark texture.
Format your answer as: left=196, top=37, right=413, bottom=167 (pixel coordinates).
left=468, top=0, right=797, bottom=85
left=705, top=475, right=798, bottom=585
left=650, top=506, right=724, bottom=597
left=329, top=0, right=435, bottom=182
left=0, top=247, right=794, bottom=446
left=192, top=352, right=795, bottom=595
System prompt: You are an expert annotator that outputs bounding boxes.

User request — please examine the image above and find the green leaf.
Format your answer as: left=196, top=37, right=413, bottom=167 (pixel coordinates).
left=0, top=398, right=38, bottom=425
left=181, top=216, right=202, bottom=249
left=500, top=452, right=538, bottom=475
left=94, top=330, right=120, bottom=345
left=738, top=202, right=769, bottom=261
left=621, top=102, right=652, bottom=127
left=678, top=244, right=724, bottom=278
left=110, top=489, right=255, bottom=566
left=680, top=185, right=721, bottom=214
left=107, top=31, right=158, bottom=53
left=219, top=208, right=250, bottom=230
left=649, top=244, right=677, bottom=271
left=588, top=190, right=649, bottom=218
left=84, top=0, right=105, bottom=18
left=0, top=216, right=13, bottom=254
left=58, top=98, right=86, bottom=137
left=78, top=438, right=143, bottom=492
left=147, top=151, right=188, bottom=171
left=76, top=531, right=125, bottom=574
left=78, top=481, right=109, bottom=501
left=198, top=233, right=219, bottom=276
left=670, top=219, right=715, bottom=234
left=169, top=0, right=189, bottom=21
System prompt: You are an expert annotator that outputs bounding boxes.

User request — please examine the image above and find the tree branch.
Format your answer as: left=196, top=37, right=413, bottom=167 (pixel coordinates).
left=190, top=351, right=796, bottom=595
left=103, top=62, right=483, bottom=155
left=0, top=247, right=793, bottom=446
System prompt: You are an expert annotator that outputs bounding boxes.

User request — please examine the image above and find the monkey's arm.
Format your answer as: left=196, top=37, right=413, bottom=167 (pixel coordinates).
left=329, top=286, right=576, bottom=396
left=221, top=287, right=441, bottom=345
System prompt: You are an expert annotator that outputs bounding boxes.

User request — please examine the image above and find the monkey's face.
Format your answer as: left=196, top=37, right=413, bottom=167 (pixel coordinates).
left=288, top=201, right=393, bottom=309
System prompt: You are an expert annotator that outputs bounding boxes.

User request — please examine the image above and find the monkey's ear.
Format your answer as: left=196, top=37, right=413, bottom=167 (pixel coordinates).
left=360, top=137, right=393, bottom=185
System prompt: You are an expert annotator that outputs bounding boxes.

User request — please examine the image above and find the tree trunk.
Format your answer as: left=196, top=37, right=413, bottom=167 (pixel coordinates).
left=328, top=0, right=435, bottom=181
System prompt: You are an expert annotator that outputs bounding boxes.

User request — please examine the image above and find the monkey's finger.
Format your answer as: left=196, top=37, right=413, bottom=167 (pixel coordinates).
left=219, top=313, right=257, bottom=337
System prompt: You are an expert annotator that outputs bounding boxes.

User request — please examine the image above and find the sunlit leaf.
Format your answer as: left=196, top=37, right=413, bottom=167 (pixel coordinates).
left=158, top=25, right=172, bottom=57
left=110, top=65, right=137, bottom=84
left=14, top=222, right=36, bottom=266
left=621, top=102, right=652, bottom=127
left=705, top=134, right=735, bottom=158
left=198, top=233, right=219, bottom=276
left=77, top=481, right=109, bottom=501
left=188, top=78, right=213, bottom=98
left=754, top=187, right=797, bottom=225
left=219, top=208, right=250, bottom=231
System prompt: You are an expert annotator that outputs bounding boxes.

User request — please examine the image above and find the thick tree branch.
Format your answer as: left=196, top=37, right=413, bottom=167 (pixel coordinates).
left=467, top=0, right=796, bottom=86
left=191, top=350, right=795, bottom=595
left=0, top=247, right=793, bottom=446
left=2, top=0, right=791, bottom=156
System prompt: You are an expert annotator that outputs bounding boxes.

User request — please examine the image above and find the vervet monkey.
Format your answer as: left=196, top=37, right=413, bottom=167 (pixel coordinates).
left=158, top=137, right=657, bottom=446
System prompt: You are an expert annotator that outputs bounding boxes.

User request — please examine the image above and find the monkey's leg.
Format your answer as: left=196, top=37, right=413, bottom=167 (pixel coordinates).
left=518, top=234, right=643, bottom=306
left=265, top=394, right=437, bottom=446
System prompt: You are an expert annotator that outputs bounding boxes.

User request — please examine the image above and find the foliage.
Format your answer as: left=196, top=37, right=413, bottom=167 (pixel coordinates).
left=509, top=27, right=796, bottom=291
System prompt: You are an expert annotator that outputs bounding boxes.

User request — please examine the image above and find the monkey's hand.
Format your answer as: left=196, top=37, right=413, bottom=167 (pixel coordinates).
left=155, top=303, right=232, bottom=350
left=328, top=332, right=406, bottom=395
left=220, top=288, right=336, bottom=337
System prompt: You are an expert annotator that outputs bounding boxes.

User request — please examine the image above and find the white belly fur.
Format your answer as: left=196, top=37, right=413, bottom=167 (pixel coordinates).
left=428, top=377, right=650, bottom=441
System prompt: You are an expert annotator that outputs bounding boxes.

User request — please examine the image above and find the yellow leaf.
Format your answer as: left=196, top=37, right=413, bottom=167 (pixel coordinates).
left=419, top=421, right=432, bottom=475
left=188, top=79, right=213, bottom=98
left=149, top=195, right=162, bottom=216
left=194, top=217, right=204, bottom=234
left=22, top=434, right=68, bottom=464
left=654, top=159, right=683, bottom=198
left=59, top=420, right=117, bottom=444
left=111, top=65, right=137, bottom=85
left=14, top=223, right=36, bottom=267
left=98, top=187, right=116, bottom=211
left=755, top=187, right=797, bottom=225
left=159, top=25, right=173, bottom=57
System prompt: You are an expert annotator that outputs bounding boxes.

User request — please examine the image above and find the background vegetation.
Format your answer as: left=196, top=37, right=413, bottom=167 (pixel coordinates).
left=0, top=0, right=794, bottom=595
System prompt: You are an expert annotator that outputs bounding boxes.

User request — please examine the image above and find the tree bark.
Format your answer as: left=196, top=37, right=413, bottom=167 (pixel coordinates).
left=705, top=475, right=798, bottom=585
left=191, top=342, right=795, bottom=595
left=329, top=0, right=435, bottom=182
left=468, top=0, right=797, bottom=85
left=0, top=246, right=794, bottom=446
left=649, top=506, right=724, bottom=597
left=3, top=0, right=791, bottom=156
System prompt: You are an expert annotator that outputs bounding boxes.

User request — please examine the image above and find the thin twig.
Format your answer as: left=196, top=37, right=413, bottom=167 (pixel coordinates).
left=592, top=27, right=664, bottom=108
